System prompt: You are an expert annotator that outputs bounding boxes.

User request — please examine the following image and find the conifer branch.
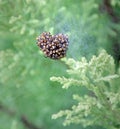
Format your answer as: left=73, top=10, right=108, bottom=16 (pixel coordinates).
left=0, top=103, right=43, bottom=129
left=51, top=50, right=120, bottom=129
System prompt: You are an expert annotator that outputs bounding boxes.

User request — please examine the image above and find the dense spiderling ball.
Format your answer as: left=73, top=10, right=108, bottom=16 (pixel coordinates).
left=36, top=32, right=69, bottom=59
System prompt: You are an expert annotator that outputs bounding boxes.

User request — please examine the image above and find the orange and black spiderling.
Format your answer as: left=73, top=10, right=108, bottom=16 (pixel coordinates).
left=36, top=32, right=69, bottom=59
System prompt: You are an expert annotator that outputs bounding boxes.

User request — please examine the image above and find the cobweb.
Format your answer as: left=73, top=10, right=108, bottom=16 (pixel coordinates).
left=50, top=12, right=98, bottom=60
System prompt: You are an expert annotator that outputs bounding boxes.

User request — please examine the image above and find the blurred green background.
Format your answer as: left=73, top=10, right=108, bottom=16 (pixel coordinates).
left=0, top=0, right=120, bottom=129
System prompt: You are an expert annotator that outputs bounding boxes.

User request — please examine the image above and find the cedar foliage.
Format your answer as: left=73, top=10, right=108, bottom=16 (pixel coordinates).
left=0, top=0, right=120, bottom=129
left=51, top=50, right=120, bottom=129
